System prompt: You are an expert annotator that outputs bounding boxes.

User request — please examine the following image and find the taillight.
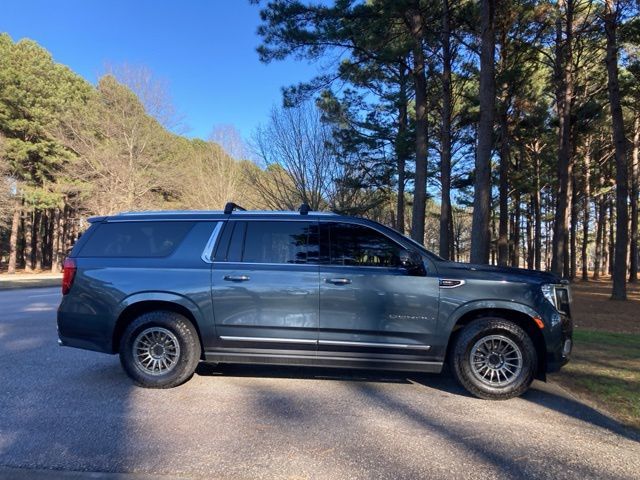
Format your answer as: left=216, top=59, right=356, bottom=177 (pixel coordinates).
left=62, top=258, right=77, bottom=295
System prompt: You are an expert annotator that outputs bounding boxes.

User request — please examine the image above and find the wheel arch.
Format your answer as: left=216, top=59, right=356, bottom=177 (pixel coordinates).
left=112, top=297, right=205, bottom=358
left=445, top=306, right=547, bottom=380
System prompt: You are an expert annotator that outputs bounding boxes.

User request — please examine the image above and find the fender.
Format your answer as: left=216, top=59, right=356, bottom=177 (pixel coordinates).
left=116, top=291, right=217, bottom=348
left=441, top=299, right=543, bottom=335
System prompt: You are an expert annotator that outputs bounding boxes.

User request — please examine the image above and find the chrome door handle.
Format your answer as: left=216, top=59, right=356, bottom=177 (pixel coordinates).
left=325, top=278, right=351, bottom=285
left=224, top=275, right=250, bottom=282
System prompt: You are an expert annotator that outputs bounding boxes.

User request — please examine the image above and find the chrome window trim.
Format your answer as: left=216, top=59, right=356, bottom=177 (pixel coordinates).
left=201, top=222, right=223, bottom=264
left=219, top=336, right=317, bottom=345
left=318, top=340, right=431, bottom=350
left=218, top=336, right=431, bottom=350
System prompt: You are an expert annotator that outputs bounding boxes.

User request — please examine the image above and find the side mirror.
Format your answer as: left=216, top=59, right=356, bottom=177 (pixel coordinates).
left=399, top=250, right=425, bottom=275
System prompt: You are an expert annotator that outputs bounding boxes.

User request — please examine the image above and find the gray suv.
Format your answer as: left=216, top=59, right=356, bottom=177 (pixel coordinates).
left=57, top=203, right=573, bottom=399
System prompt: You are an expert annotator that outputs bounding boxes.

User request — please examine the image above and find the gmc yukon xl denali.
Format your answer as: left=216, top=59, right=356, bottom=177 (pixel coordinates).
left=57, top=203, right=573, bottom=399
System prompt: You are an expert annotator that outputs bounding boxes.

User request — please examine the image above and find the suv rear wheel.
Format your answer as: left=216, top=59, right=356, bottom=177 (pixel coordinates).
left=451, top=318, right=537, bottom=400
left=119, top=311, right=201, bottom=388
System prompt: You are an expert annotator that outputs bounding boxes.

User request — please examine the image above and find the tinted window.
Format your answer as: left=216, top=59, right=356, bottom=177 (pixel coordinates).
left=242, top=221, right=317, bottom=264
left=227, top=222, right=246, bottom=262
left=78, top=221, right=195, bottom=258
left=329, top=223, right=405, bottom=267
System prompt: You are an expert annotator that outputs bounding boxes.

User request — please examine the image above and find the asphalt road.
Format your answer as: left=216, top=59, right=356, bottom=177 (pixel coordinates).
left=0, top=288, right=639, bottom=480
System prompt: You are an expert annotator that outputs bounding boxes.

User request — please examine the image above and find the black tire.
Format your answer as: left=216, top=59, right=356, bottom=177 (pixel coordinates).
left=451, top=318, right=537, bottom=400
left=119, top=311, right=201, bottom=388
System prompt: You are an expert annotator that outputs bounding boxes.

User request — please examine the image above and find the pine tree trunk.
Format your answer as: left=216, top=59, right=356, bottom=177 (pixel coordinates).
left=593, top=195, right=606, bottom=280
left=526, top=197, right=534, bottom=269
left=551, top=0, right=574, bottom=278
left=439, top=0, right=453, bottom=259
left=407, top=7, right=428, bottom=244
left=629, top=115, right=639, bottom=282
left=7, top=198, right=21, bottom=274
left=570, top=175, right=578, bottom=280
left=533, top=151, right=542, bottom=270
left=581, top=142, right=591, bottom=281
left=51, top=208, right=61, bottom=272
left=34, top=210, right=43, bottom=271
left=605, top=0, right=629, bottom=299
left=471, top=0, right=495, bottom=264
left=511, top=190, right=521, bottom=267
left=608, top=198, right=615, bottom=276
left=396, top=67, right=409, bottom=235
left=24, top=209, right=33, bottom=272
left=498, top=108, right=510, bottom=267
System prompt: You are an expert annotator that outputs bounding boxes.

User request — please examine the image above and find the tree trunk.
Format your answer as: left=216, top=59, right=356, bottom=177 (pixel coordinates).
left=7, top=199, right=21, bottom=274
left=511, top=190, right=521, bottom=267
left=570, top=174, right=578, bottom=280
left=471, top=0, right=495, bottom=264
left=34, top=210, right=43, bottom=271
left=605, top=0, right=629, bottom=299
left=24, top=209, right=33, bottom=272
left=629, top=115, right=639, bottom=282
left=533, top=151, right=542, bottom=270
left=526, top=197, right=534, bottom=269
left=551, top=0, right=574, bottom=278
left=498, top=107, right=510, bottom=267
left=407, top=8, right=428, bottom=244
left=395, top=66, right=410, bottom=234
left=439, top=0, right=453, bottom=259
left=581, top=142, right=591, bottom=281
left=593, top=195, right=606, bottom=280
left=608, top=197, right=615, bottom=276
left=51, top=208, right=62, bottom=272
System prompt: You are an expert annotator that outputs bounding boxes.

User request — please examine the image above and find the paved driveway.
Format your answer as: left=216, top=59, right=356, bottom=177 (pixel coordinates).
left=0, top=288, right=638, bottom=479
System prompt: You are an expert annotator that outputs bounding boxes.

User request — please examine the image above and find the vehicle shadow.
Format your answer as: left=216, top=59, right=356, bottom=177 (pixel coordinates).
left=197, top=362, right=640, bottom=443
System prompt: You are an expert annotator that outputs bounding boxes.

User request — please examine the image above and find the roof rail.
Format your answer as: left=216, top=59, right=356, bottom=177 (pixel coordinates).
left=299, top=203, right=311, bottom=215
left=224, top=202, right=246, bottom=215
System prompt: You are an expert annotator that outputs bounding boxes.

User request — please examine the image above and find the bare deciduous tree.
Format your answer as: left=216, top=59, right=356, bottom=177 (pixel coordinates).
left=105, top=63, right=186, bottom=133
left=177, top=140, right=244, bottom=210
left=251, top=102, right=339, bottom=210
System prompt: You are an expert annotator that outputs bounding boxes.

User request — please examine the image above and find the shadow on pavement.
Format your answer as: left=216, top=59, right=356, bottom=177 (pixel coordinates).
left=198, top=362, right=640, bottom=444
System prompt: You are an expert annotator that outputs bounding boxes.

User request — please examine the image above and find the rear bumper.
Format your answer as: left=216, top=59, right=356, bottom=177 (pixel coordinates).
left=57, top=307, right=114, bottom=354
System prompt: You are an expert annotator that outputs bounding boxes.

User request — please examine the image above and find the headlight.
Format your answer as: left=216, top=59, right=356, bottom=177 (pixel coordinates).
left=541, top=284, right=571, bottom=316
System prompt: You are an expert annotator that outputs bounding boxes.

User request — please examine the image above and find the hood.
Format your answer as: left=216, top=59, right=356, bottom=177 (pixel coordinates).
left=437, top=261, right=561, bottom=284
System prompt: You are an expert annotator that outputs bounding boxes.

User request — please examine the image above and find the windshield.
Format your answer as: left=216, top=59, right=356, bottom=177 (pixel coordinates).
left=374, top=222, right=445, bottom=262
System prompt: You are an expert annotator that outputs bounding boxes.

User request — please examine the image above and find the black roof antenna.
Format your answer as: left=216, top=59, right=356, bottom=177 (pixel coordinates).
left=299, top=203, right=311, bottom=215
left=224, top=202, right=246, bottom=215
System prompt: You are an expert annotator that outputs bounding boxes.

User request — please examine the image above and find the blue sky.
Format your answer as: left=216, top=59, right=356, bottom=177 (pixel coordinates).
left=1, top=0, right=321, bottom=141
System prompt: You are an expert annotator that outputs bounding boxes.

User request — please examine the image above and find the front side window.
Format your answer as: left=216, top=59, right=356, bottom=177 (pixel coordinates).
left=240, top=221, right=318, bottom=264
left=328, top=223, right=406, bottom=268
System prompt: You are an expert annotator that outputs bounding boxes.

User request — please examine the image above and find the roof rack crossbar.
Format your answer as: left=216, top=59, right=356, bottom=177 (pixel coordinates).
left=224, top=202, right=246, bottom=215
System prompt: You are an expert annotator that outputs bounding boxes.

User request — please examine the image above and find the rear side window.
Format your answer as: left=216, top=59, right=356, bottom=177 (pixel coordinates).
left=242, top=221, right=317, bottom=264
left=77, top=221, right=195, bottom=258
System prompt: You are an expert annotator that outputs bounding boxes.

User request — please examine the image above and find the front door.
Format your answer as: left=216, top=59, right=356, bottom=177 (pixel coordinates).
left=318, top=222, right=440, bottom=369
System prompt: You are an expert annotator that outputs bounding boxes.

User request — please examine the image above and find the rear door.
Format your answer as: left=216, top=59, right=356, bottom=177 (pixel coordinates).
left=210, top=219, right=320, bottom=354
left=318, top=221, right=440, bottom=365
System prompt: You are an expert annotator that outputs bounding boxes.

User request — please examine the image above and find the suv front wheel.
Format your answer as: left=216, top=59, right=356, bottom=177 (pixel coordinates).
left=119, top=311, right=201, bottom=388
left=451, top=318, right=537, bottom=400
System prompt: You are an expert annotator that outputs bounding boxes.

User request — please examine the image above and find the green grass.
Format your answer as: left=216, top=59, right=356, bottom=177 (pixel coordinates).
left=554, top=329, right=640, bottom=430
left=573, top=329, right=640, bottom=351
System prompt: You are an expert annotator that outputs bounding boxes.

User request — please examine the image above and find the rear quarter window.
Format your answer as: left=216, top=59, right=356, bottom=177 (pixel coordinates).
left=77, top=221, right=195, bottom=258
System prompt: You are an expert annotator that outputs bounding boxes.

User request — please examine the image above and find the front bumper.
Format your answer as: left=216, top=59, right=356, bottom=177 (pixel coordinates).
left=546, top=311, right=573, bottom=372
